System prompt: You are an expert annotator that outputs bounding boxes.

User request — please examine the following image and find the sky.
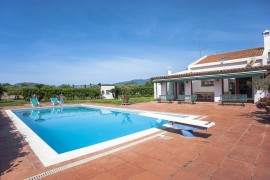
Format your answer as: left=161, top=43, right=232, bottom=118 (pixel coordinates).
left=0, top=0, right=269, bottom=85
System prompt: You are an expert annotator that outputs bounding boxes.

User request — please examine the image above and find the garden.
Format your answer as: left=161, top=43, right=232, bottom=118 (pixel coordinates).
left=0, top=82, right=154, bottom=107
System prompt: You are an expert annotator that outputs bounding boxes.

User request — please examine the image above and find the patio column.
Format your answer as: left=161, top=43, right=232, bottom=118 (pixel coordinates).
left=184, top=81, right=192, bottom=95
left=214, top=79, right=223, bottom=102
left=154, top=83, right=158, bottom=99
left=175, top=82, right=179, bottom=99
left=167, top=82, right=173, bottom=95
left=235, top=78, right=240, bottom=94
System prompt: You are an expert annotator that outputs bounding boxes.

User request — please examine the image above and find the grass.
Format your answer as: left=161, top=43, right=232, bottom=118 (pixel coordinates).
left=65, top=97, right=154, bottom=104
left=0, top=97, right=154, bottom=107
left=0, top=100, right=28, bottom=107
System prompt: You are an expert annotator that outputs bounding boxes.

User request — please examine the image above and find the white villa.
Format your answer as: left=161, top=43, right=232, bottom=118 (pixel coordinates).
left=100, top=85, right=115, bottom=99
left=152, top=30, right=270, bottom=103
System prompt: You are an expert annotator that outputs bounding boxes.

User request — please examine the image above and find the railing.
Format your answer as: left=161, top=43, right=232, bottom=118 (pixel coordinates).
left=178, top=95, right=197, bottom=104
left=220, top=94, right=247, bottom=106
left=157, top=95, right=174, bottom=103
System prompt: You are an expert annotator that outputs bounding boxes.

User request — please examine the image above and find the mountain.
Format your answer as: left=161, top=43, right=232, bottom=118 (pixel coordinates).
left=114, top=79, right=149, bottom=85
left=14, top=82, right=40, bottom=87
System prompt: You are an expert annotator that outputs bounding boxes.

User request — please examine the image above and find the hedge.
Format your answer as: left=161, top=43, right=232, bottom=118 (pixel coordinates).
left=18, top=87, right=100, bottom=101
left=7, top=84, right=154, bottom=101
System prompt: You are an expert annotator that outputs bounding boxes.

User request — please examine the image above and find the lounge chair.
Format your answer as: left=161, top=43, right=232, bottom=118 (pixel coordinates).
left=30, top=98, right=39, bottom=107
left=50, top=97, right=60, bottom=105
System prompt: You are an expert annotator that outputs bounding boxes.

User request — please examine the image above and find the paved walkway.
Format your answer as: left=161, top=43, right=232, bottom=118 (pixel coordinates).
left=0, top=101, right=269, bottom=179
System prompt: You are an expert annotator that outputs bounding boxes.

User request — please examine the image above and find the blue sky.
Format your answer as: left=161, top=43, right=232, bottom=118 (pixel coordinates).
left=0, top=0, right=269, bottom=85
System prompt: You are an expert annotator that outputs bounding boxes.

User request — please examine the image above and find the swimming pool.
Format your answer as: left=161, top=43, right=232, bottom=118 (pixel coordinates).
left=6, top=105, right=200, bottom=167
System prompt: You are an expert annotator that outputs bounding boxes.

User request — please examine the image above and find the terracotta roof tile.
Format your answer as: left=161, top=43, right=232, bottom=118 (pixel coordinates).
left=196, top=47, right=264, bottom=64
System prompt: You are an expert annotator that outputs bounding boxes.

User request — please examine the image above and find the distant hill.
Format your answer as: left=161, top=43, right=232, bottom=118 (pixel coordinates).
left=12, top=79, right=150, bottom=87
left=114, top=79, right=149, bottom=85
left=14, top=82, right=39, bottom=87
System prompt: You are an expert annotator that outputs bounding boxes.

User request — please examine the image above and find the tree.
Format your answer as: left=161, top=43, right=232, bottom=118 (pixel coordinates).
left=20, top=83, right=29, bottom=87
left=247, top=79, right=270, bottom=93
left=144, top=81, right=154, bottom=87
left=0, top=84, right=7, bottom=100
left=7, top=87, right=22, bottom=100
left=110, top=86, right=121, bottom=99
left=59, top=84, right=71, bottom=88
left=35, top=84, right=45, bottom=101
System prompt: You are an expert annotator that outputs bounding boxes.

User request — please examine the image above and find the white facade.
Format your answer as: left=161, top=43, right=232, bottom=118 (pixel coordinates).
left=100, top=85, right=115, bottom=99
left=153, top=29, right=270, bottom=103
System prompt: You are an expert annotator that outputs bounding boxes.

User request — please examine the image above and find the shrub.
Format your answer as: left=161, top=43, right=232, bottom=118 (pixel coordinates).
left=256, top=93, right=270, bottom=109
left=7, top=87, right=23, bottom=99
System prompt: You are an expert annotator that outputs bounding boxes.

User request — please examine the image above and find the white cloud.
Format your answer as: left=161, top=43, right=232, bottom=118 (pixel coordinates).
left=0, top=56, right=172, bottom=85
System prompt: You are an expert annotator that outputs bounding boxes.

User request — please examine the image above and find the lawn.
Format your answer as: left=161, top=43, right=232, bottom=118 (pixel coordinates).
left=0, top=97, right=154, bottom=107
left=0, top=100, right=28, bottom=107
left=65, top=97, right=154, bottom=104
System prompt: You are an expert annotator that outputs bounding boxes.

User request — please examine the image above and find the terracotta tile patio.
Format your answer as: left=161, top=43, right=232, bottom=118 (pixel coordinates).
left=0, top=101, right=270, bottom=179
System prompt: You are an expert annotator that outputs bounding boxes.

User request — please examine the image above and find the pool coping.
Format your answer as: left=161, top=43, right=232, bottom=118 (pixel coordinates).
left=5, top=104, right=206, bottom=167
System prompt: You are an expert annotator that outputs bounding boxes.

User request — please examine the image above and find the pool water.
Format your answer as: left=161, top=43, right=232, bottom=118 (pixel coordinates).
left=12, top=106, right=174, bottom=154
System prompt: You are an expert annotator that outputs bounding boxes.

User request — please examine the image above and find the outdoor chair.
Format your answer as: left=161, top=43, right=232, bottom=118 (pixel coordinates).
left=30, top=98, right=39, bottom=107
left=50, top=97, right=60, bottom=106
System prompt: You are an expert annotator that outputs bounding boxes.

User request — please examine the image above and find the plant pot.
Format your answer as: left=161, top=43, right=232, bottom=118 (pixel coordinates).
left=265, top=107, right=270, bottom=114
left=122, top=97, right=129, bottom=103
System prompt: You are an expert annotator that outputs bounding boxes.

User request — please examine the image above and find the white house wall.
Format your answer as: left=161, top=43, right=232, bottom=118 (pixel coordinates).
left=192, top=80, right=214, bottom=93
left=161, top=83, right=167, bottom=95
left=100, top=86, right=115, bottom=99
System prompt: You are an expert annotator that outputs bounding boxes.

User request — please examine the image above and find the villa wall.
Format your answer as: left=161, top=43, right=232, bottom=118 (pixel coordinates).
left=192, top=80, right=214, bottom=93
left=161, top=83, right=167, bottom=95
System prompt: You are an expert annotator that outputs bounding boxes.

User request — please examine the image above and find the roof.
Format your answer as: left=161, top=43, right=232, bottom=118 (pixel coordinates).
left=151, top=65, right=270, bottom=80
left=196, top=47, right=264, bottom=65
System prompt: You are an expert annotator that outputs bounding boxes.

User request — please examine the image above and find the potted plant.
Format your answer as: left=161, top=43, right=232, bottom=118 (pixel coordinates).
left=121, top=88, right=130, bottom=104
left=256, top=95, right=270, bottom=113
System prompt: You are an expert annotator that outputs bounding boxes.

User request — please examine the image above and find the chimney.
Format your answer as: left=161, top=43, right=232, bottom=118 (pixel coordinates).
left=168, top=67, right=172, bottom=75
left=263, top=29, right=270, bottom=50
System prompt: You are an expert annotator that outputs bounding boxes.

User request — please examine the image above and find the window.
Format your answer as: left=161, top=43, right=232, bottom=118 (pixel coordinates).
left=106, top=90, right=110, bottom=95
left=201, top=80, right=214, bottom=87
left=268, top=52, right=270, bottom=60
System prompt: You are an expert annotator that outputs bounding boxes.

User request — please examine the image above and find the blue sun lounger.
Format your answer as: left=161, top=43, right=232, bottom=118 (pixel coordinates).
left=30, top=98, right=39, bottom=107
left=50, top=97, right=60, bottom=106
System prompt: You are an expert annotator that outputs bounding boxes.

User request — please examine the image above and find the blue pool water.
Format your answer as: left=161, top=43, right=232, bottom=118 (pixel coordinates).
left=12, top=106, right=185, bottom=154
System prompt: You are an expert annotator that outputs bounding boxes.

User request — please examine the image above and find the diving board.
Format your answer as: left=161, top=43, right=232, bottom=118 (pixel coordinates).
left=139, top=112, right=215, bottom=137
